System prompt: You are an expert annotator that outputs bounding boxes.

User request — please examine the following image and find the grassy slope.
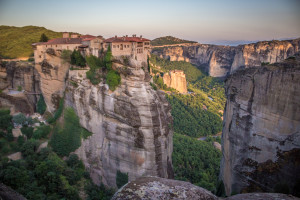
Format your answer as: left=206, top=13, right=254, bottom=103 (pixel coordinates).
left=151, top=36, right=197, bottom=46
left=0, top=25, right=62, bottom=58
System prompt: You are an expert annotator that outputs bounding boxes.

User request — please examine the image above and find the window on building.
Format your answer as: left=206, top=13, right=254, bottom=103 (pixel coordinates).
left=67, top=46, right=69, bottom=50
left=113, top=45, right=116, bottom=48
left=117, top=45, right=119, bottom=48
left=56, top=45, right=57, bottom=47
left=39, top=55, right=41, bottom=58
left=105, top=45, right=108, bottom=48
left=46, top=45, right=47, bottom=47
left=127, top=45, right=130, bottom=48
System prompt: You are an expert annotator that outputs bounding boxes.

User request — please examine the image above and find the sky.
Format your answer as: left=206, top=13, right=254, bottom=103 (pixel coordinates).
left=0, top=0, right=299, bottom=44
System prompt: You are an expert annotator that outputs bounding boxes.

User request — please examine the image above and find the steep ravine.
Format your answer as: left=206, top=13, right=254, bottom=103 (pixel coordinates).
left=152, top=38, right=300, bottom=77
left=220, top=55, right=300, bottom=196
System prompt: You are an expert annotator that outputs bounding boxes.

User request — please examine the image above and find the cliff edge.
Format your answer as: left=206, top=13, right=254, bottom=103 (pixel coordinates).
left=220, top=54, right=300, bottom=195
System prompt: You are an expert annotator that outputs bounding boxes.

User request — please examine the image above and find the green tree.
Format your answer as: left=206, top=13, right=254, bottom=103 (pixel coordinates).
left=36, top=95, right=47, bottom=115
left=86, top=55, right=103, bottom=70
left=39, top=33, right=49, bottom=42
left=104, top=45, right=112, bottom=70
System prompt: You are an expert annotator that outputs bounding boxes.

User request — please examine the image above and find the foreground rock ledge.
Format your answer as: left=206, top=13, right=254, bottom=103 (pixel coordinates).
left=112, top=176, right=218, bottom=200
left=112, top=177, right=299, bottom=200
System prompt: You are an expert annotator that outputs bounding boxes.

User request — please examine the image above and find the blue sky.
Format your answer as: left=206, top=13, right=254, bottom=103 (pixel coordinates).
left=0, top=0, right=299, bottom=43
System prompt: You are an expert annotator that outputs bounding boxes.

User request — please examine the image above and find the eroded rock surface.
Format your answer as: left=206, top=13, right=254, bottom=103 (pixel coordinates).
left=0, top=61, right=40, bottom=114
left=152, top=38, right=300, bottom=77
left=220, top=55, right=300, bottom=195
left=112, top=176, right=218, bottom=200
left=34, top=51, right=70, bottom=112
left=163, top=70, right=187, bottom=93
left=64, top=63, right=173, bottom=188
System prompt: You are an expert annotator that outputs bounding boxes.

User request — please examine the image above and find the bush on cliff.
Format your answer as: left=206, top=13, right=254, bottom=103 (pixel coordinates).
left=106, top=70, right=121, bottom=91
left=61, top=49, right=72, bottom=63
left=71, top=50, right=86, bottom=67
left=86, top=54, right=104, bottom=70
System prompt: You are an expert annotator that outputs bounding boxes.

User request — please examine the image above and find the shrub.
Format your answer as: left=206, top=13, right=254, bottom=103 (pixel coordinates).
left=12, top=113, right=27, bottom=126
left=0, top=109, right=12, bottom=130
left=71, top=50, right=86, bottom=67
left=106, top=70, right=120, bottom=91
left=17, top=86, right=22, bottom=91
left=32, top=125, right=51, bottom=139
left=21, top=127, right=34, bottom=139
left=86, top=55, right=103, bottom=70
left=36, top=95, right=47, bottom=115
left=116, top=170, right=128, bottom=188
left=21, top=139, right=39, bottom=157
left=61, top=50, right=72, bottom=64
left=86, top=70, right=101, bottom=85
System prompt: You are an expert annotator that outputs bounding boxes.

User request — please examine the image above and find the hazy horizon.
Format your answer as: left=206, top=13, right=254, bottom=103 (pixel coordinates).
left=1, top=0, right=300, bottom=45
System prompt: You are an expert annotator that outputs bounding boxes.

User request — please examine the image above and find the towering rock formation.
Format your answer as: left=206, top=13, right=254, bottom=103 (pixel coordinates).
left=34, top=50, right=70, bottom=112
left=30, top=47, right=174, bottom=188
left=220, top=55, right=300, bottom=196
left=0, top=61, right=40, bottom=114
left=163, top=70, right=187, bottom=93
left=64, top=62, right=173, bottom=187
left=152, top=38, right=300, bottom=77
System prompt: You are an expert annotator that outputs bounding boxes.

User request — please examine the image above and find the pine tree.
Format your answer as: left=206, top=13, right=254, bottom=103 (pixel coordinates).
left=39, top=33, right=49, bottom=42
left=105, top=45, right=112, bottom=70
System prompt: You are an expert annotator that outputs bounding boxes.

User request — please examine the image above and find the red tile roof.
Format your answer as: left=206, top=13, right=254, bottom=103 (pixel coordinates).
left=104, top=36, right=150, bottom=43
left=34, top=38, right=82, bottom=45
left=80, top=34, right=96, bottom=39
left=82, top=37, right=96, bottom=41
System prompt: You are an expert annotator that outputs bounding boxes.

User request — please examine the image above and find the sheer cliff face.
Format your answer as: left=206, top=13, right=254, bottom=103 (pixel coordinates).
left=0, top=61, right=40, bottom=114
left=64, top=63, right=173, bottom=187
left=34, top=51, right=70, bottom=112
left=153, top=38, right=300, bottom=77
left=163, top=70, right=187, bottom=93
left=220, top=56, right=300, bottom=196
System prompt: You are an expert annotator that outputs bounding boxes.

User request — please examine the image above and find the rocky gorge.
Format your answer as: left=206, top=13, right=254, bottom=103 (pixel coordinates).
left=152, top=38, right=300, bottom=77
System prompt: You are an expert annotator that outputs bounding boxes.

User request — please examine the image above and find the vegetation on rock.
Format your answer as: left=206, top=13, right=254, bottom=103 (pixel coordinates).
left=116, top=170, right=128, bottom=189
left=50, top=107, right=92, bottom=157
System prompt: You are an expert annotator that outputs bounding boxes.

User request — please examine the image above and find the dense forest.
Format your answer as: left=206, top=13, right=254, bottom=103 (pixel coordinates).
left=172, top=133, right=221, bottom=192
left=151, top=36, right=197, bottom=46
left=0, top=26, right=63, bottom=58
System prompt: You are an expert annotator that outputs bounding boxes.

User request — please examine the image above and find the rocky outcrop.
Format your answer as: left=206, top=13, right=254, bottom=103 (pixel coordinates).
left=112, top=176, right=299, bottom=200
left=220, top=55, right=300, bottom=196
left=152, top=38, right=300, bottom=77
left=163, top=70, right=187, bottom=93
left=34, top=50, right=70, bottom=112
left=112, top=176, right=218, bottom=200
left=0, top=61, right=40, bottom=114
left=0, top=183, right=26, bottom=200
left=64, top=62, right=173, bottom=188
